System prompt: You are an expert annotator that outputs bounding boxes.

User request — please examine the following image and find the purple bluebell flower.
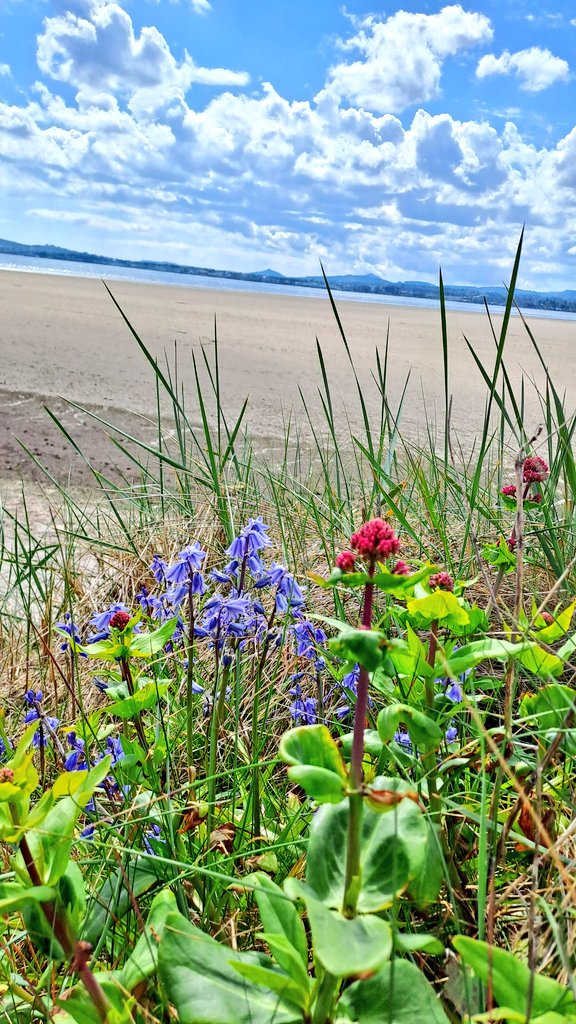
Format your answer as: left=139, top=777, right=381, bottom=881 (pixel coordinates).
left=150, top=554, right=168, bottom=583
left=23, top=690, right=60, bottom=748
left=226, top=517, right=272, bottom=560
left=64, top=731, right=87, bottom=772
left=136, top=587, right=165, bottom=620
left=56, top=613, right=81, bottom=652
left=393, top=729, right=412, bottom=749
left=165, top=543, right=206, bottom=585
left=166, top=572, right=206, bottom=609
left=292, top=620, right=327, bottom=659
left=445, top=681, right=463, bottom=703
left=445, top=723, right=458, bottom=744
left=32, top=717, right=60, bottom=749
left=290, top=683, right=318, bottom=726
left=0, top=734, right=11, bottom=760
left=143, top=822, right=164, bottom=856
left=80, top=824, right=96, bottom=840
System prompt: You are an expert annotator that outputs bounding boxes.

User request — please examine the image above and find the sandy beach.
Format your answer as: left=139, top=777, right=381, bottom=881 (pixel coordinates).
left=0, top=270, right=574, bottom=489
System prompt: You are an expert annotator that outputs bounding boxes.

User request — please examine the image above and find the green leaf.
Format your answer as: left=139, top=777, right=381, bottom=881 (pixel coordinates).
left=259, top=934, right=310, bottom=997
left=0, top=881, right=56, bottom=914
left=129, top=617, right=178, bottom=658
left=301, top=891, right=392, bottom=977
left=406, top=591, right=470, bottom=629
left=316, top=563, right=434, bottom=593
left=519, top=685, right=576, bottom=754
left=531, top=601, right=576, bottom=643
left=83, top=857, right=168, bottom=947
left=279, top=726, right=347, bottom=803
left=303, top=793, right=428, bottom=912
left=407, top=822, right=445, bottom=908
left=338, top=959, right=451, bottom=1023
left=328, top=626, right=386, bottom=672
left=377, top=705, right=443, bottom=753
left=118, top=889, right=177, bottom=992
left=246, top=873, right=308, bottom=972
left=394, top=932, right=444, bottom=955
left=230, top=962, right=306, bottom=1013
left=158, top=912, right=300, bottom=1023
left=107, top=681, right=170, bottom=718
left=57, top=980, right=135, bottom=1024
left=453, top=938, right=576, bottom=1019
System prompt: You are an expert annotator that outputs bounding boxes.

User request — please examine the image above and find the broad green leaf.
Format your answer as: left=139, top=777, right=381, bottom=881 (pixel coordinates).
left=453, top=938, right=576, bottom=1019
left=338, top=959, right=451, bottom=1023
left=516, top=645, right=564, bottom=678
left=315, top=562, right=434, bottom=593
left=394, top=932, right=444, bottom=955
left=56, top=980, right=135, bottom=1024
left=129, top=617, right=178, bottom=658
left=377, top=705, right=443, bottom=753
left=107, top=681, right=170, bottom=719
left=387, top=638, right=436, bottom=680
left=279, top=726, right=347, bottom=802
left=520, top=685, right=576, bottom=754
left=406, top=591, right=470, bottom=629
left=260, top=934, right=310, bottom=997
left=230, top=963, right=306, bottom=1013
left=328, top=626, right=386, bottom=672
left=406, top=822, right=444, bottom=908
left=83, top=857, right=168, bottom=947
left=341, top=730, right=383, bottom=759
left=118, top=889, right=177, bottom=991
left=158, top=911, right=299, bottom=1023
left=304, top=793, right=428, bottom=912
left=531, top=601, right=576, bottom=643
left=246, top=873, right=308, bottom=971
left=303, top=893, right=392, bottom=977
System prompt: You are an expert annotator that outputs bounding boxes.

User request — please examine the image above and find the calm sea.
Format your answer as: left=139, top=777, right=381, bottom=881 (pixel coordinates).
left=1, top=251, right=575, bottom=321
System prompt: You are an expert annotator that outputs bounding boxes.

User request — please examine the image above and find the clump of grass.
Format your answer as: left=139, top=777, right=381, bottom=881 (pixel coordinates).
left=0, top=235, right=575, bottom=1023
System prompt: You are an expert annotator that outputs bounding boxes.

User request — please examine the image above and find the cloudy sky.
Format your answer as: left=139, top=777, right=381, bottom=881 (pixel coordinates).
left=1, top=0, right=575, bottom=288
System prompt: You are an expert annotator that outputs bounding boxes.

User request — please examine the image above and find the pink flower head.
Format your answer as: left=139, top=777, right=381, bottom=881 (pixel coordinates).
left=523, top=456, right=548, bottom=484
left=541, top=611, right=554, bottom=625
left=529, top=492, right=543, bottom=504
left=109, top=610, right=131, bottom=631
left=350, top=518, right=400, bottom=562
left=429, top=572, right=454, bottom=592
left=392, top=560, right=410, bottom=576
left=335, top=551, right=357, bottom=573
left=501, top=484, right=517, bottom=497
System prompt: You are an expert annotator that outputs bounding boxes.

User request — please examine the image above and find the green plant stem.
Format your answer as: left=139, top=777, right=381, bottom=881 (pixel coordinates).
left=423, top=620, right=442, bottom=823
left=312, top=969, right=338, bottom=1024
left=119, top=656, right=148, bottom=751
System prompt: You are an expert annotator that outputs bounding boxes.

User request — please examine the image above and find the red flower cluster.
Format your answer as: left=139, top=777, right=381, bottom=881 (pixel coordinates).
left=501, top=484, right=516, bottom=497
left=350, top=518, right=400, bottom=562
left=109, top=610, right=131, bottom=631
left=335, top=551, right=357, bottom=573
left=429, top=572, right=454, bottom=592
left=392, top=560, right=410, bottom=576
left=523, top=456, right=549, bottom=484
left=506, top=536, right=517, bottom=552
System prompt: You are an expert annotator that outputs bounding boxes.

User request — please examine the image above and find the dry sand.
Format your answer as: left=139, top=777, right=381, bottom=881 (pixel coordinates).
left=0, top=269, right=574, bottom=493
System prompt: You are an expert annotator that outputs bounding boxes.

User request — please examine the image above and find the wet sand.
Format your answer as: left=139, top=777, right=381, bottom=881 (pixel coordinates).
left=0, top=269, right=574, bottom=490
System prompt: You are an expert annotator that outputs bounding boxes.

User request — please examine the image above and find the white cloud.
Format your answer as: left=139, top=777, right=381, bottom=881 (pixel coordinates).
left=189, top=0, right=211, bottom=11
left=324, top=4, right=493, bottom=114
left=36, top=2, right=248, bottom=112
left=476, top=47, right=570, bottom=91
left=0, top=64, right=11, bottom=77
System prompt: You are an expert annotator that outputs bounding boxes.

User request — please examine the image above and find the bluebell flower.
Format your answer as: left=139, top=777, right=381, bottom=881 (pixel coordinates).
left=445, top=723, right=458, bottom=744
left=93, top=677, right=108, bottom=693
left=136, top=587, right=165, bottom=620
left=32, top=717, right=60, bottom=748
left=211, top=568, right=233, bottom=584
left=290, top=683, right=318, bottom=725
left=80, top=824, right=96, bottom=840
left=393, top=729, right=412, bottom=749
left=150, top=554, right=168, bottom=583
left=165, top=543, right=207, bottom=585
left=94, top=735, right=124, bottom=766
left=292, top=620, right=327, bottom=659
left=166, top=572, right=206, bottom=609
left=445, top=681, right=463, bottom=703
left=56, top=613, right=82, bottom=652
left=226, top=517, right=272, bottom=560
left=0, top=734, right=11, bottom=761
left=64, top=731, right=87, bottom=772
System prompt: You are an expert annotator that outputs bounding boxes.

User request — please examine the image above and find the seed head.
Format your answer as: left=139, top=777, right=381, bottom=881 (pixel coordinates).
left=350, top=518, right=400, bottom=562
left=429, top=572, right=454, bottom=592
left=335, top=551, right=357, bottom=573
left=541, top=611, right=554, bottom=625
left=109, top=610, right=131, bottom=631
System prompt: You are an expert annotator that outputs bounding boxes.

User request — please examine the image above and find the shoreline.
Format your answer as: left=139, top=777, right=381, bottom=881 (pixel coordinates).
left=0, top=268, right=574, bottom=488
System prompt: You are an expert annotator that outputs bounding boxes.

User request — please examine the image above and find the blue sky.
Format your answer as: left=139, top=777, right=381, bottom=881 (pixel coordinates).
left=1, top=0, right=575, bottom=288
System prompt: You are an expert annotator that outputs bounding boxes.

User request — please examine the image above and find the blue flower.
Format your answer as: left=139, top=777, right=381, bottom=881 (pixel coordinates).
left=150, top=554, right=168, bottom=583
left=165, top=543, right=207, bottom=585
left=292, top=620, right=327, bottom=659
left=445, top=723, right=458, bottom=744
left=393, top=729, right=412, bottom=749
left=32, top=717, right=60, bottom=748
left=89, top=602, right=130, bottom=634
left=445, top=681, right=463, bottom=703
left=64, top=731, right=87, bottom=772
left=56, top=613, right=81, bottom=652
left=226, top=517, right=272, bottom=560
left=290, top=683, right=318, bottom=725
left=0, top=734, right=11, bottom=761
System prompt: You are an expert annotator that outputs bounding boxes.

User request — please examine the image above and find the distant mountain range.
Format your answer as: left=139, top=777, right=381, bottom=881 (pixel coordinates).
left=2, top=238, right=576, bottom=313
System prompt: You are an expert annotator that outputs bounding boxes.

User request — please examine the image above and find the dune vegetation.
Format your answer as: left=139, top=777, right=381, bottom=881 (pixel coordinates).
left=1, top=237, right=575, bottom=1024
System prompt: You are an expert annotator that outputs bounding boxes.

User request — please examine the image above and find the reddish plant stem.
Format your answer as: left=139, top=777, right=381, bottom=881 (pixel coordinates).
left=423, top=620, right=442, bottom=823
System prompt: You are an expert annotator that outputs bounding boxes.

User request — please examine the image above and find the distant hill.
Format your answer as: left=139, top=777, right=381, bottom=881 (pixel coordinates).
left=1, top=238, right=575, bottom=313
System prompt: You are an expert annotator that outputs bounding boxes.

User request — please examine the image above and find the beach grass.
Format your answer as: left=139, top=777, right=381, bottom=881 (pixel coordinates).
left=1, top=236, right=575, bottom=1023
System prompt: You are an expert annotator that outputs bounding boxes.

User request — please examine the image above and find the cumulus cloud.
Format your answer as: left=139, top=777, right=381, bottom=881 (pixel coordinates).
left=324, top=4, right=493, bottom=114
left=0, top=64, right=11, bottom=77
left=476, top=47, right=570, bottom=91
left=36, top=2, right=248, bottom=110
